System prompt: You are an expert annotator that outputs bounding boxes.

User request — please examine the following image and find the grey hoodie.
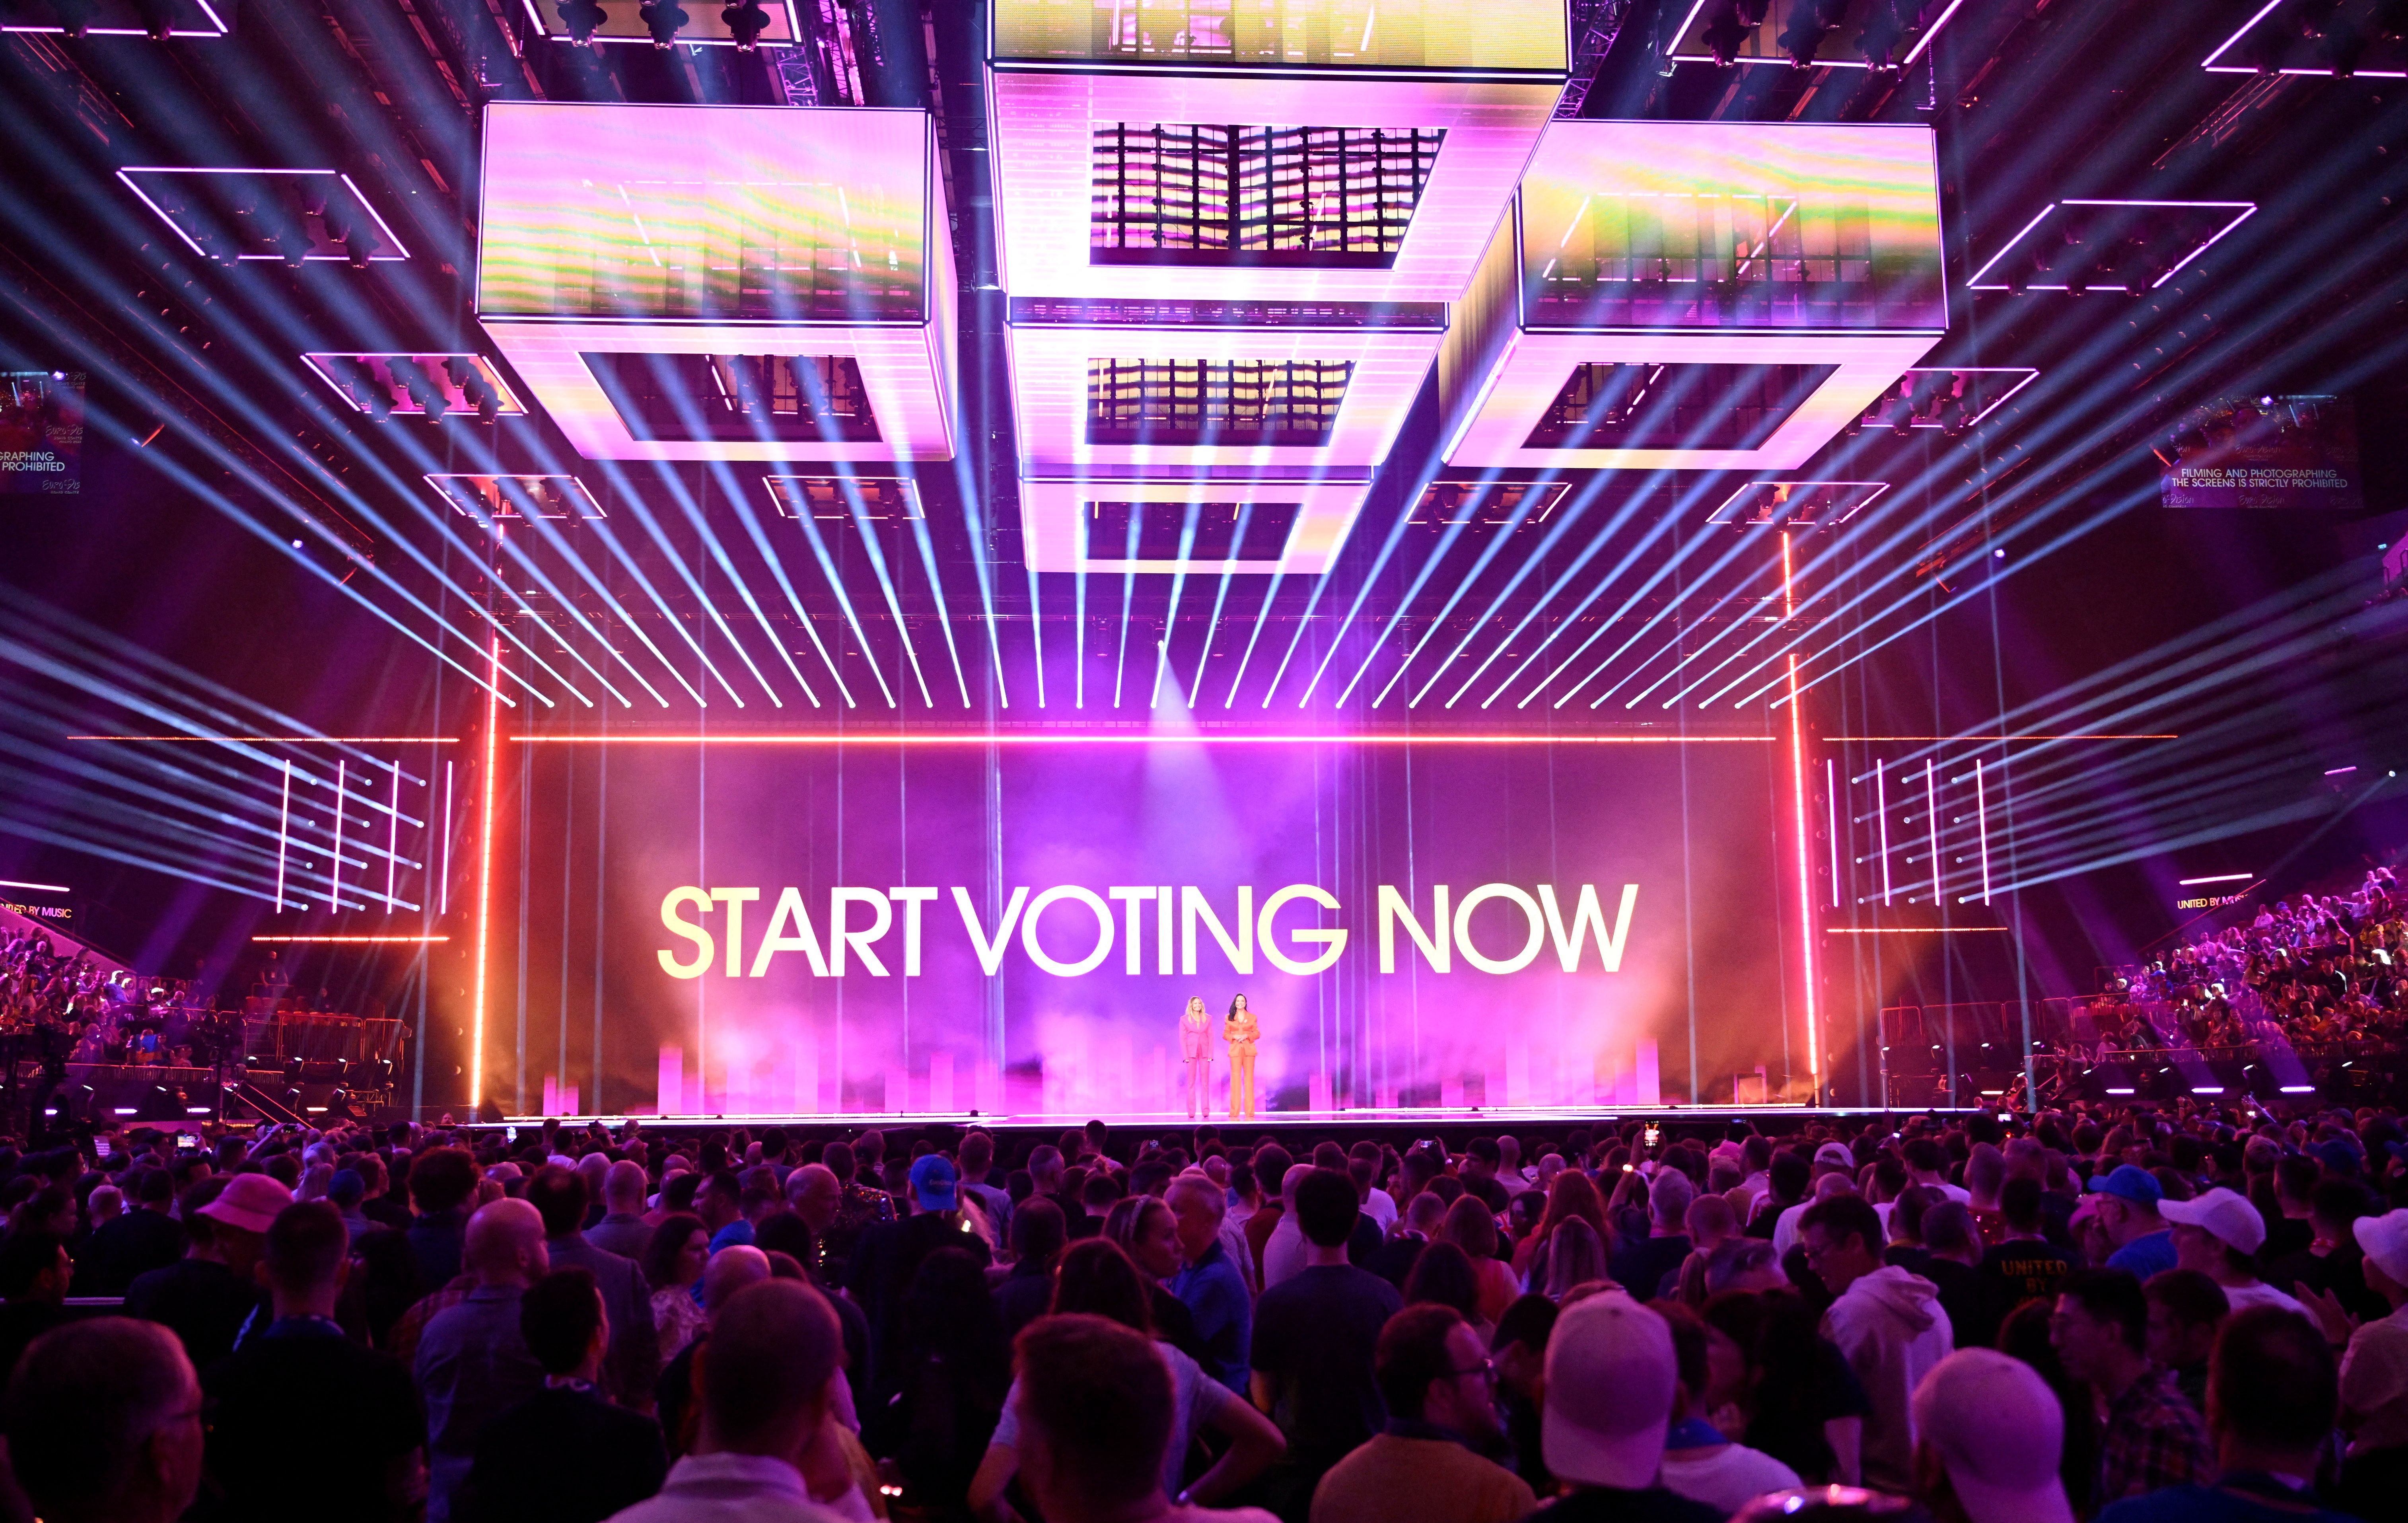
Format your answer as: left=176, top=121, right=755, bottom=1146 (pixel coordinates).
left=1823, top=1264, right=1955, bottom=1493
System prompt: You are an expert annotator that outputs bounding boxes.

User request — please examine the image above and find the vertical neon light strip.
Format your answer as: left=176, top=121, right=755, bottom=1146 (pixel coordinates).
left=1975, top=760, right=1992, bottom=904
left=329, top=760, right=346, bottom=907
left=440, top=761, right=453, bottom=915
left=1825, top=757, right=1840, bottom=908
left=473, top=639, right=501, bottom=1112
left=1781, top=532, right=1818, bottom=1094
left=275, top=760, right=292, bottom=909
left=1876, top=761, right=1892, bottom=905
left=385, top=761, right=401, bottom=913
left=1924, top=760, right=1941, bottom=904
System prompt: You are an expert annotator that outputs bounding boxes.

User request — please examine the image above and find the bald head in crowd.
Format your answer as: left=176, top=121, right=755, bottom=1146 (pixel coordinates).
left=694, top=1278, right=844, bottom=1460
left=703, top=1243, right=772, bottom=1317
left=465, top=1198, right=549, bottom=1289
left=603, top=1159, right=649, bottom=1214
left=787, top=1163, right=842, bottom=1231
left=3, top=1318, right=204, bottom=1523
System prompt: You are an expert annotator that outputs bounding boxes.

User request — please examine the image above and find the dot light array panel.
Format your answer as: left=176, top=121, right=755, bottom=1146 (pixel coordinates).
left=474, top=103, right=957, bottom=464
left=990, top=0, right=1569, bottom=573
left=1437, top=119, right=1946, bottom=472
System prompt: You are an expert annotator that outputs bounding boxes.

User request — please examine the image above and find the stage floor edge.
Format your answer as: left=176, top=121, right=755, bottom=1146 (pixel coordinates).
left=477, top=1104, right=1978, bottom=1131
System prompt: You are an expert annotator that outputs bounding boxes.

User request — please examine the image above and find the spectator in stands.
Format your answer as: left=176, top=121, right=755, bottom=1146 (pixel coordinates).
left=407, top=1146, right=480, bottom=1291
left=639, top=1213, right=709, bottom=1364
left=125, top=1173, right=288, bottom=1373
left=1971, top=1175, right=2075, bottom=1352
left=203, top=1200, right=425, bottom=1523
left=1654, top=1301, right=1799, bottom=1513
left=530, top=1164, right=661, bottom=1412
left=2159, top=1187, right=2303, bottom=1313
left=2051, top=1268, right=2212, bottom=1505
left=2142, top=1268, right=2229, bottom=1416
left=1167, top=1172, right=1250, bottom=1393
left=2095, top=1306, right=2355, bottom=1523
left=608, top=1279, right=867, bottom=1522
left=1, top=1318, right=204, bottom=1523
left=1526, top=1293, right=1721, bottom=1523
left=2089, top=1166, right=2179, bottom=1279
left=1003, top=1314, right=1277, bottom=1523
left=1909, top=1348, right=2074, bottom=1523
left=1802, top=1193, right=1950, bottom=1494
left=78, top=1165, right=179, bottom=1293
left=417, top=1197, right=551, bottom=1523
left=0, top=1227, right=70, bottom=1386
left=585, top=1160, right=654, bottom=1260
left=1608, top=1170, right=1693, bottom=1301
left=2322, top=1206, right=2408, bottom=1513
left=454, top=1267, right=668, bottom=1523
left=1310, top=1303, right=1532, bottom=1523
left=994, top=1196, right=1068, bottom=1341
left=1250, top=1167, right=1404, bottom=1519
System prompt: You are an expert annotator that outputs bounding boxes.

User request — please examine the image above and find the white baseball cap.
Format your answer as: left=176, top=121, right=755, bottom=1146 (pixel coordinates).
left=1541, top=1293, right=1675, bottom=1490
left=2156, top=1186, right=2266, bottom=1256
left=2356, top=1209, right=2408, bottom=1288
left=1911, top=1350, right=2074, bottom=1523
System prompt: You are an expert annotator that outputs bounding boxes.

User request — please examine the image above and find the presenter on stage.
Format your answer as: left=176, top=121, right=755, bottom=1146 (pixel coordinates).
left=1223, top=994, right=1261, bottom=1118
left=1179, top=996, right=1214, bottom=1118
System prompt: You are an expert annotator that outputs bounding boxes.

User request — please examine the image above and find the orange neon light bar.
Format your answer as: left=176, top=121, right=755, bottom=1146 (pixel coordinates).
left=513, top=732, right=1778, bottom=746
left=251, top=935, right=452, bottom=943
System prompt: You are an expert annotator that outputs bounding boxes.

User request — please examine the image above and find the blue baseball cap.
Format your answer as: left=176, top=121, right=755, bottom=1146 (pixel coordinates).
left=908, top=1154, right=959, bottom=1211
left=2085, top=1164, right=2163, bottom=1205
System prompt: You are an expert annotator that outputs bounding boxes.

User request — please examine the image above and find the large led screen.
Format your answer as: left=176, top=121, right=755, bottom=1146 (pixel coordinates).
left=992, top=0, right=1568, bottom=71
left=476, top=103, right=930, bottom=323
left=1519, top=121, right=1946, bottom=332
left=484, top=737, right=1801, bottom=1117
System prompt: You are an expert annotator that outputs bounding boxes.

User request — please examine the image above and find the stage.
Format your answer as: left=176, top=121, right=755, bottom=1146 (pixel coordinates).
left=478, top=1103, right=1979, bottom=1145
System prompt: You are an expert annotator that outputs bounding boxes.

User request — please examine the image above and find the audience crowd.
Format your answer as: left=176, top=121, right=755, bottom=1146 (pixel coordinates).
left=2086, top=867, right=2408, bottom=1056
left=7, top=1097, right=2408, bottom=1521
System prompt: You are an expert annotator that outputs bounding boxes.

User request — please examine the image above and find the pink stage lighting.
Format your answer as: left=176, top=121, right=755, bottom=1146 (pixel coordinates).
left=1436, top=120, right=1945, bottom=472
left=475, top=103, right=958, bottom=464
left=118, top=167, right=410, bottom=263
left=1019, top=476, right=1369, bottom=575
left=515, top=0, right=803, bottom=49
left=427, top=473, right=607, bottom=526
left=1965, top=200, right=2256, bottom=292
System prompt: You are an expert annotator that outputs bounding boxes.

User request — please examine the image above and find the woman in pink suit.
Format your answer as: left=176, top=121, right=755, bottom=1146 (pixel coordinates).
left=1179, top=995, right=1214, bottom=1118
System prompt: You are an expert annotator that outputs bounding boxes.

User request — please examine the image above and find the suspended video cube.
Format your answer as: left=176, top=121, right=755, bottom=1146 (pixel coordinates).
left=993, top=0, right=1567, bottom=572
left=1436, top=119, right=1945, bottom=471
left=475, top=103, right=957, bottom=463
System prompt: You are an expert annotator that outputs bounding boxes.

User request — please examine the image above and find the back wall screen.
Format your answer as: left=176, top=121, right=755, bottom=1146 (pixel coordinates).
left=487, top=736, right=1799, bottom=1117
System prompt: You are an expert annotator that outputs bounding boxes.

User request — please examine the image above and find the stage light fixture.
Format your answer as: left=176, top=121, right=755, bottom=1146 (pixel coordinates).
left=1858, top=0, right=1909, bottom=69
left=638, top=0, right=686, bottom=47
left=1703, top=2, right=1752, bottom=64
left=557, top=0, right=606, bottom=45
left=722, top=0, right=770, bottom=49
left=130, top=0, right=176, bottom=40
left=48, top=0, right=96, bottom=36
left=1778, top=0, right=1842, bottom=65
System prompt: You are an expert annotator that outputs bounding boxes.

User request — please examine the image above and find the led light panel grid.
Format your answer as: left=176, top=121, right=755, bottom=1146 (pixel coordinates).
left=1707, top=480, right=1889, bottom=527
left=988, top=74, right=1562, bottom=304
left=1437, top=120, right=1943, bottom=470
left=1020, top=476, right=1368, bottom=574
left=1410, top=479, right=1572, bottom=526
left=1005, top=321, right=1439, bottom=474
left=518, top=0, right=804, bottom=47
left=991, top=0, right=1569, bottom=71
left=1665, top=0, right=1965, bottom=70
left=3, top=0, right=226, bottom=34
left=1518, top=120, right=1946, bottom=332
left=477, top=105, right=958, bottom=462
left=118, top=168, right=412, bottom=263
left=1965, top=200, right=2257, bottom=292
left=302, top=354, right=527, bottom=418
left=427, top=473, right=607, bottom=524
left=762, top=475, right=925, bottom=521
left=2202, top=0, right=2408, bottom=76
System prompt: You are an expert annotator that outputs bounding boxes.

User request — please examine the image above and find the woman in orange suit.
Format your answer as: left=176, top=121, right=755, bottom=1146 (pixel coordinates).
left=1224, top=993, right=1260, bottom=1118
